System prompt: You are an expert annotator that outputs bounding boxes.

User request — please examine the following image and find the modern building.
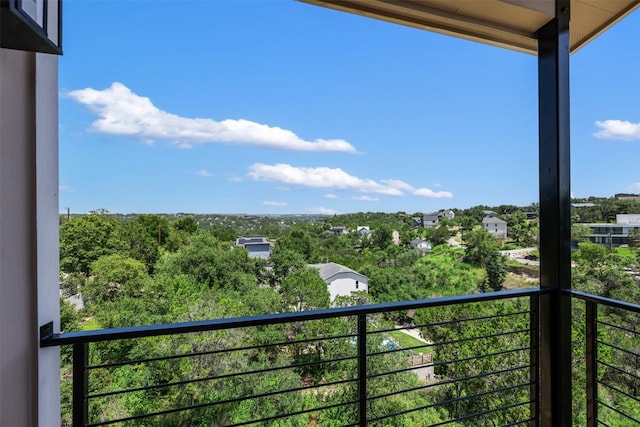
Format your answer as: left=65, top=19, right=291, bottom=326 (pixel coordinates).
left=583, top=214, right=640, bottom=247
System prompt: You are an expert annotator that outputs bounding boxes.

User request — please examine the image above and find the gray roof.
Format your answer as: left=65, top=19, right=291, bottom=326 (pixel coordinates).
left=308, top=262, right=368, bottom=282
left=482, top=217, right=507, bottom=224
left=410, top=238, right=430, bottom=245
left=236, top=236, right=267, bottom=245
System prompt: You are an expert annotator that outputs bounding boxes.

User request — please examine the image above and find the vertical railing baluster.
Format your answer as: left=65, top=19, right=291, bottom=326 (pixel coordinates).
left=530, top=294, right=540, bottom=427
left=73, top=342, right=89, bottom=427
left=357, top=313, right=367, bottom=427
left=586, top=301, right=597, bottom=427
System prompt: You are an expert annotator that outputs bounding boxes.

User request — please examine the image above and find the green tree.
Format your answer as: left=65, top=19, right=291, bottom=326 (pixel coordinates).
left=571, top=223, right=592, bottom=244
left=506, top=211, right=538, bottom=247
left=59, top=211, right=122, bottom=274
left=425, top=223, right=452, bottom=246
left=463, top=228, right=500, bottom=267
left=119, top=220, right=159, bottom=273
left=172, top=216, right=198, bottom=234
left=275, top=227, right=319, bottom=262
left=464, top=228, right=507, bottom=291
left=84, top=254, right=149, bottom=305
left=372, top=224, right=393, bottom=249
left=269, top=247, right=306, bottom=287
left=279, top=267, right=330, bottom=312
left=628, top=228, right=640, bottom=248
left=482, top=251, right=508, bottom=292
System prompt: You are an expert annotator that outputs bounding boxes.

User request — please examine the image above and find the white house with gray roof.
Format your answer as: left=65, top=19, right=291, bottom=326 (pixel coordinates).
left=410, top=239, right=432, bottom=252
left=482, top=217, right=508, bottom=239
left=308, top=262, right=368, bottom=301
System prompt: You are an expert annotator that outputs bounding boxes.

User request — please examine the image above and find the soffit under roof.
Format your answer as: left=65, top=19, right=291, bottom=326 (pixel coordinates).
left=300, top=0, right=640, bottom=55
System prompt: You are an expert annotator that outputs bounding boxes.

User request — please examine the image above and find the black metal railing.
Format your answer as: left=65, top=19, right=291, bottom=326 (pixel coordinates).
left=42, top=288, right=543, bottom=427
left=566, top=290, right=640, bottom=427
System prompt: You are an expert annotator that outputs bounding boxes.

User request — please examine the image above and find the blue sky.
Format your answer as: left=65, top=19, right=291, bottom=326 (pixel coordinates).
left=59, top=1, right=640, bottom=215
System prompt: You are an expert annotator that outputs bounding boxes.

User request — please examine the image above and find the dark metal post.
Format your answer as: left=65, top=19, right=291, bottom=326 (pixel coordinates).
left=357, top=313, right=367, bottom=427
left=537, top=1, right=572, bottom=426
left=586, top=301, right=597, bottom=427
left=73, top=342, right=89, bottom=427
left=530, top=295, right=540, bottom=427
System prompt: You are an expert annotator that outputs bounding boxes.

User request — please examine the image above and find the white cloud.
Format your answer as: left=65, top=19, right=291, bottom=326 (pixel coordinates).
left=307, top=206, right=341, bottom=215
left=628, top=183, right=640, bottom=192
left=324, top=194, right=338, bottom=199
left=262, top=200, right=287, bottom=207
left=227, top=176, right=243, bottom=182
left=68, top=82, right=356, bottom=152
left=380, top=179, right=415, bottom=192
left=59, top=184, right=73, bottom=192
left=594, top=120, right=640, bottom=141
left=248, top=163, right=402, bottom=196
left=247, top=163, right=453, bottom=199
left=353, top=195, right=379, bottom=202
left=195, top=169, right=212, bottom=177
left=413, top=188, right=453, bottom=198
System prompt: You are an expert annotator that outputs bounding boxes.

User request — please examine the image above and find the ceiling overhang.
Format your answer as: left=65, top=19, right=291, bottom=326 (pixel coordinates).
left=299, top=0, right=639, bottom=55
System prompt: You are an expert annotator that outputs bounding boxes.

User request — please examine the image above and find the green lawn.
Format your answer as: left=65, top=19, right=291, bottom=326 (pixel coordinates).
left=616, top=246, right=639, bottom=264
left=389, top=329, right=429, bottom=350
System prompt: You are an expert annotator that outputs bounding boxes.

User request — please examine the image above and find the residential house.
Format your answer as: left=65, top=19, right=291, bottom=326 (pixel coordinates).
left=356, top=226, right=371, bottom=237
left=422, top=213, right=439, bottom=228
left=482, top=217, right=508, bottom=239
left=329, top=226, right=349, bottom=236
left=308, top=262, right=369, bottom=301
left=409, top=239, right=432, bottom=252
left=438, top=210, right=455, bottom=219
left=236, top=236, right=271, bottom=259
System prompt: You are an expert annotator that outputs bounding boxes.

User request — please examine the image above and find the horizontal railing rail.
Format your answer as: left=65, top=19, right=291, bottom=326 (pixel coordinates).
left=43, top=288, right=544, bottom=427
left=42, top=288, right=544, bottom=346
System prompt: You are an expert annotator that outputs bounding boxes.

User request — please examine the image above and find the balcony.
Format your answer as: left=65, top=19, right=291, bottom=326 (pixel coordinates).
left=40, top=287, right=640, bottom=426
left=4, top=0, right=640, bottom=425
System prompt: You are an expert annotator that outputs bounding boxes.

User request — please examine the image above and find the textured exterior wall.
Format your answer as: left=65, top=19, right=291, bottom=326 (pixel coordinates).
left=0, top=48, right=59, bottom=426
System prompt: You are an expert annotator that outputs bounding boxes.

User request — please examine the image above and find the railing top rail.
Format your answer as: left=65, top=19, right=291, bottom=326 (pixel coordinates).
left=41, top=287, right=544, bottom=347
left=563, top=289, right=640, bottom=314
